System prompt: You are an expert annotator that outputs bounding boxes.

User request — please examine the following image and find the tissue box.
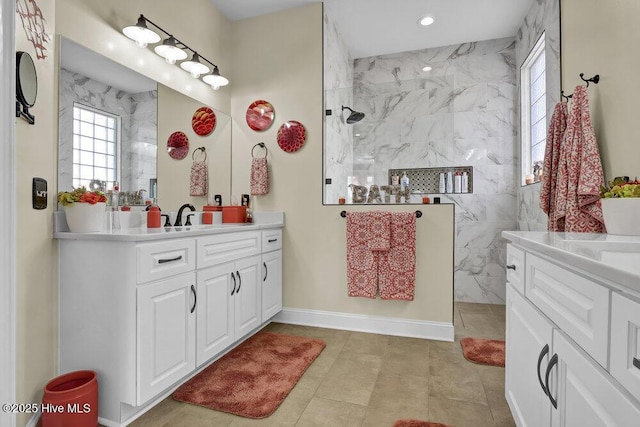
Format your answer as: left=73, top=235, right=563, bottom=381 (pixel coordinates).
left=222, top=206, right=246, bottom=223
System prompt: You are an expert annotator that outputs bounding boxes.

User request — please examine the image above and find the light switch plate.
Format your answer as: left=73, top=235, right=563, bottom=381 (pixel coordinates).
left=32, top=177, right=47, bottom=210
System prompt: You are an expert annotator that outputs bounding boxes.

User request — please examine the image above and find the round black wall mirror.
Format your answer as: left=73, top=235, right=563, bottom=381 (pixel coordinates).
left=16, top=51, right=37, bottom=124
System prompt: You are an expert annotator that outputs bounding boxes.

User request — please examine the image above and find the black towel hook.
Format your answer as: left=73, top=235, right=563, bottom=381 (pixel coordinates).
left=579, top=73, right=600, bottom=87
left=252, top=142, right=268, bottom=158
left=561, top=90, right=573, bottom=102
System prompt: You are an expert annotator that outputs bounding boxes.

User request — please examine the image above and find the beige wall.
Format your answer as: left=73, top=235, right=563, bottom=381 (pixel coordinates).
left=561, top=0, right=640, bottom=179
left=15, top=1, right=57, bottom=425
left=230, top=4, right=454, bottom=323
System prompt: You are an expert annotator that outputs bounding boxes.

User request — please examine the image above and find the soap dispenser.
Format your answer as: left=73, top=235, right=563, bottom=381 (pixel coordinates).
left=400, top=171, right=410, bottom=191
left=147, top=198, right=161, bottom=228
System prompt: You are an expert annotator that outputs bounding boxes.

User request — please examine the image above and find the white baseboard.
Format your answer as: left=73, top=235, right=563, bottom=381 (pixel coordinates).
left=273, top=307, right=454, bottom=341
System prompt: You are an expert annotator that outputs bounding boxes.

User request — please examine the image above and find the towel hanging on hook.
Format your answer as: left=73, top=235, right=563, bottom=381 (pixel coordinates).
left=190, top=147, right=208, bottom=196
left=250, top=142, right=269, bottom=195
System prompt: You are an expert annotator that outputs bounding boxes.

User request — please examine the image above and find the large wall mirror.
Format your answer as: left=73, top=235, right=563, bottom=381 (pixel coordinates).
left=58, top=37, right=231, bottom=211
left=323, top=0, right=560, bottom=206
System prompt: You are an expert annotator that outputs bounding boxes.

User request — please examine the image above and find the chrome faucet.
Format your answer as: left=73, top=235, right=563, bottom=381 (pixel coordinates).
left=174, top=204, right=196, bottom=226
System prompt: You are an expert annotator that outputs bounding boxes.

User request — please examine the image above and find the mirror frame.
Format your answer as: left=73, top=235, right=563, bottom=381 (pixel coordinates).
left=16, top=51, right=37, bottom=125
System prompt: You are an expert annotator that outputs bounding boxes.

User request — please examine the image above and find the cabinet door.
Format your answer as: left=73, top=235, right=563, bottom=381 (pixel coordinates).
left=137, top=273, right=196, bottom=405
left=261, top=250, right=283, bottom=322
left=234, top=255, right=262, bottom=339
left=551, top=330, right=640, bottom=427
left=506, top=283, right=554, bottom=427
left=196, top=263, right=235, bottom=367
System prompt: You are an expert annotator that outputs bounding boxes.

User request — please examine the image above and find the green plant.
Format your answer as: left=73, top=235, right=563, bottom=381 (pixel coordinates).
left=57, top=187, right=107, bottom=207
left=600, top=178, right=640, bottom=198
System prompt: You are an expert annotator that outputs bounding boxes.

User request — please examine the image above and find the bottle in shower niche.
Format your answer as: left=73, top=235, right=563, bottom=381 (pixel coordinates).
left=400, top=171, right=410, bottom=191
left=439, top=172, right=446, bottom=193
left=461, top=171, right=469, bottom=193
left=454, top=170, right=462, bottom=193
left=446, top=171, right=453, bottom=194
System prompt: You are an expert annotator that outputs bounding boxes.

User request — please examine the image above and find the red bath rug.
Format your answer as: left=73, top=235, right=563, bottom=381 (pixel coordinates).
left=460, top=337, right=505, bottom=367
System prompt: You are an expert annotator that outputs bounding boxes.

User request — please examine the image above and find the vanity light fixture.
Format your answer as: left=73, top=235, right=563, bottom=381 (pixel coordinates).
left=419, top=16, right=435, bottom=26
left=180, top=52, right=210, bottom=78
left=422, top=65, right=432, bottom=72
left=122, top=14, right=229, bottom=89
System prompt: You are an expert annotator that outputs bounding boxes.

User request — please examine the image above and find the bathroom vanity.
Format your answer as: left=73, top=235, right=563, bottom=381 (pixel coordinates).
left=54, top=214, right=283, bottom=426
left=502, top=231, right=640, bottom=426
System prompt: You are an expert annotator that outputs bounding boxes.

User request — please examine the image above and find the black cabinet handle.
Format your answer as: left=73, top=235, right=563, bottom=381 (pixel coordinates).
left=158, top=255, right=182, bottom=264
left=236, top=270, right=241, bottom=293
left=231, top=272, right=236, bottom=296
left=190, top=284, right=197, bottom=314
left=633, top=357, right=640, bottom=370
left=537, top=344, right=550, bottom=395
left=263, top=262, right=268, bottom=281
left=506, top=264, right=516, bottom=270
left=545, top=353, right=559, bottom=409
left=268, top=238, right=278, bottom=243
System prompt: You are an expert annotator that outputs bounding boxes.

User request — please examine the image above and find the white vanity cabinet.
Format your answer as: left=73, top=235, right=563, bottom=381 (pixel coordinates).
left=503, top=234, right=640, bottom=427
left=57, top=225, right=283, bottom=426
left=261, top=229, right=283, bottom=322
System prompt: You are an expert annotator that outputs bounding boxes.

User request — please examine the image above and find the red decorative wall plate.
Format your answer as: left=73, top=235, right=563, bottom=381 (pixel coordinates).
left=192, top=107, right=216, bottom=136
left=277, top=121, right=306, bottom=153
left=246, top=100, right=275, bottom=131
left=167, top=131, right=189, bottom=160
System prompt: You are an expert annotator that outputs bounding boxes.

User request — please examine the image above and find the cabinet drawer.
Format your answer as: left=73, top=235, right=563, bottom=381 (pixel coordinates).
left=261, top=229, right=282, bottom=253
left=197, top=231, right=260, bottom=269
left=506, top=244, right=525, bottom=294
left=137, top=239, right=196, bottom=284
left=611, top=292, right=640, bottom=400
left=525, top=253, right=610, bottom=368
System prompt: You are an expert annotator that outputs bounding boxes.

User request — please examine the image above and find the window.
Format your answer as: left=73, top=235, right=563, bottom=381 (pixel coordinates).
left=72, top=103, right=120, bottom=188
left=520, top=32, right=546, bottom=185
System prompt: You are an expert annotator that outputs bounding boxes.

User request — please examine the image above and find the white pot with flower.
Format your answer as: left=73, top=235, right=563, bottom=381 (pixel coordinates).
left=600, top=178, right=640, bottom=236
left=58, top=187, right=107, bottom=233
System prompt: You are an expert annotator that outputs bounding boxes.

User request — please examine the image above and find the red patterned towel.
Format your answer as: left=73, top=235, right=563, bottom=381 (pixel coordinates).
left=539, top=102, right=568, bottom=231
left=366, top=211, right=391, bottom=251
left=379, top=212, right=416, bottom=300
left=555, top=85, right=605, bottom=233
left=346, top=212, right=378, bottom=298
left=189, top=160, right=208, bottom=196
left=250, top=157, right=269, bottom=195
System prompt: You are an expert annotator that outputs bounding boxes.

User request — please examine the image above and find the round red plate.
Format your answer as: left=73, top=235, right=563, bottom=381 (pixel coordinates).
left=277, top=120, right=306, bottom=153
left=246, top=100, right=275, bottom=131
left=192, top=107, right=216, bottom=136
left=167, top=131, right=189, bottom=160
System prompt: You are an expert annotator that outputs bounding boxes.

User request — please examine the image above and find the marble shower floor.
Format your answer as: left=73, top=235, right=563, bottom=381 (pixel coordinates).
left=129, top=302, right=513, bottom=427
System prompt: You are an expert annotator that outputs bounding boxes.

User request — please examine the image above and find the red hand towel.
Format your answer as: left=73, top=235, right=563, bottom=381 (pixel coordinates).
left=367, top=211, right=391, bottom=251
left=379, top=212, right=416, bottom=301
left=250, top=158, right=269, bottom=195
left=539, top=102, right=568, bottom=231
left=554, top=85, right=605, bottom=233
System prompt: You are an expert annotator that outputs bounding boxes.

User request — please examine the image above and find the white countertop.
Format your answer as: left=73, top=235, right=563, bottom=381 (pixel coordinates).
left=53, top=211, right=284, bottom=242
left=502, top=231, right=640, bottom=293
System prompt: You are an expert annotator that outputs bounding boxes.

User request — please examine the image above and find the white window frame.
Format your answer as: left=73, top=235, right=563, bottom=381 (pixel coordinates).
left=72, top=103, right=121, bottom=188
left=520, top=32, right=546, bottom=186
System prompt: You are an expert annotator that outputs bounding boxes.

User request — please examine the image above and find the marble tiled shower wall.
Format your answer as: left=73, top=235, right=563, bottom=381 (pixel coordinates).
left=347, top=39, right=518, bottom=303
left=58, top=69, right=157, bottom=195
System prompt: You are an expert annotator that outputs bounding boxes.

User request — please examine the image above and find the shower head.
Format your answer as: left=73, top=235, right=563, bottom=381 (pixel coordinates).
left=341, top=105, right=365, bottom=124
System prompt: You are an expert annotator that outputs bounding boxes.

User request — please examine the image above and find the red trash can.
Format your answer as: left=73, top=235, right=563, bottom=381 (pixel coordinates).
left=41, top=370, right=98, bottom=427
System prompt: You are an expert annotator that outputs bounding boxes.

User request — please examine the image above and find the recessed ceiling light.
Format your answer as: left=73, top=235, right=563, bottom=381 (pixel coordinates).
left=419, top=16, right=434, bottom=26
left=422, top=66, right=432, bottom=72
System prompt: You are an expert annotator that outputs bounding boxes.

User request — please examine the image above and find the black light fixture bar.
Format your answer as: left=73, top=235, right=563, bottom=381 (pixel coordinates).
left=136, top=14, right=220, bottom=70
